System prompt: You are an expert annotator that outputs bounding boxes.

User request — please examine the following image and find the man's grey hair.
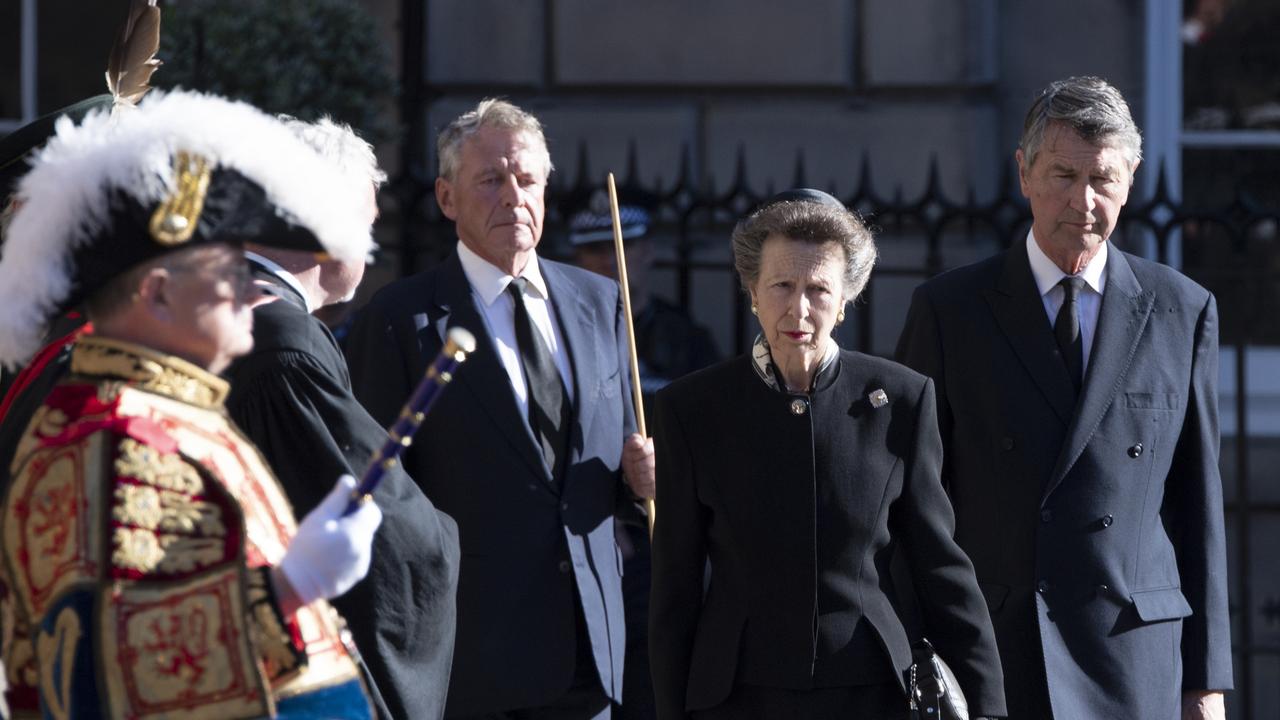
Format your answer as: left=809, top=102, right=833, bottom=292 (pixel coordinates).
left=436, top=98, right=553, bottom=181
left=281, top=116, right=387, bottom=189
left=732, top=199, right=878, bottom=304
left=1019, top=76, right=1143, bottom=173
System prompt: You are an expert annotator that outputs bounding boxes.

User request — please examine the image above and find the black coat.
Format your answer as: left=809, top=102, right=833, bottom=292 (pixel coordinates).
left=895, top=242, right=1233, bottom=719
left=344, top=252, right=636, bottom=716
left=224, top=269, right=461, bottom=720
left=649, top=350, right=1005, bottom=720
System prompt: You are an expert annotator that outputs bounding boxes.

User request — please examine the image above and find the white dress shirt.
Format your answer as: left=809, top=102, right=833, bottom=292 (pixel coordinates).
left=1026, top=231, right=1107, bottom=373
left=244, top=250, right=314, bottom=313
left=456, top=241, right=576, bottom=429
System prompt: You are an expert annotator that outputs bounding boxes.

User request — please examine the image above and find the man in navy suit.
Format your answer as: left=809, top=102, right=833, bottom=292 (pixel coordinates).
left=896, top=76, right=1231, bottom=719
left=346, top=99, right=655, bottom=719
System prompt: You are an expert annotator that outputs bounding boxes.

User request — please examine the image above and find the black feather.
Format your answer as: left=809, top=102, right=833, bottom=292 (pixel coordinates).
left=105, top=0, right=162, bottom=106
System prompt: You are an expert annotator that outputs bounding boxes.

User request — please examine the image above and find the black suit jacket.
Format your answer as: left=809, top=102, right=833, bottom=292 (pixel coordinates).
left=896, top=242, right=1233, bottom=719
left=345, top=252, right=636, bottom=716
left=649, top=351, right=1004, bottom=719
left=224, top=269, right=461, bottom=720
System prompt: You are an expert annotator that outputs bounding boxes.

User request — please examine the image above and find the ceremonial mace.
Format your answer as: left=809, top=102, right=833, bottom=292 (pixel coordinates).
left=606, top=173, right=656, bottom=536
left=344, top=327, right=477, bottom=516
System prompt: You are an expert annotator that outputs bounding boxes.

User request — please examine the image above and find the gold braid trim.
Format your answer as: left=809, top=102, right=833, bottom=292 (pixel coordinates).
left=149, top=151, right=212, bottom=246
left=110, top=438, right=228, bottom=577
left=245, top=568, right=305, bottom=682
left=70, top=336, right=229, bottom=408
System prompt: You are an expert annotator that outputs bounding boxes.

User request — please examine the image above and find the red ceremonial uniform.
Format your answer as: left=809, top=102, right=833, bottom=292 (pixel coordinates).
left=1, top=335, right=368, bottom=718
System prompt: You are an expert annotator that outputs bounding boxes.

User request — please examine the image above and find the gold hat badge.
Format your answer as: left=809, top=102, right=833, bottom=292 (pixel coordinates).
left=148, top=150, right=211, bottom=245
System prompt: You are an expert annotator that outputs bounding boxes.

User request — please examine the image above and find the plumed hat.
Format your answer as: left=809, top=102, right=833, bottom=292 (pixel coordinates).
left=0, top=90, right=374, bottom=367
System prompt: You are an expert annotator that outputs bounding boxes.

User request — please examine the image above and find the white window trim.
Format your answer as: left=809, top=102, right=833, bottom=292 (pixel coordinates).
left=1144, top=0, right=1182, bottom=267
left=1181, top=130, right=1280, bottom=148
left=1146, top=0, right=1280, bottom=265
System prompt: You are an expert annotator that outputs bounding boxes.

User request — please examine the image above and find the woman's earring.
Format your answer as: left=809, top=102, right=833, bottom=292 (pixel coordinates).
left=836, top=310, right=846, bottom=324
left=750, top=304, right=758, bottom=316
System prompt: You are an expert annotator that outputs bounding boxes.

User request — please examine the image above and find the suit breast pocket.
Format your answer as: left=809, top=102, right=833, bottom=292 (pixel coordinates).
left=1124, top=392, right=1180, bottom=411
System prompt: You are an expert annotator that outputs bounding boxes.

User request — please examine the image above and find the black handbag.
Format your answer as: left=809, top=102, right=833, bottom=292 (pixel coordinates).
left=908, top=638, right=968, bottom=720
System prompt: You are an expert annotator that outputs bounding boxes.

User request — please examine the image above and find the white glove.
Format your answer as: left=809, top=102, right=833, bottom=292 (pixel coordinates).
left=278, top=475, right=382, bottom=607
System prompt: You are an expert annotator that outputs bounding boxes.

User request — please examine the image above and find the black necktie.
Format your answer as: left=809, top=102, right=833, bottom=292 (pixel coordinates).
left=1055, top=276, right=1086, bottom=392
left=508, top=277, right=570, bottom=482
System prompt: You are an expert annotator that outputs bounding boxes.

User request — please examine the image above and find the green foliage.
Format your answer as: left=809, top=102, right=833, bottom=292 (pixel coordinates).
left=157, top=0, right=395, bottom=142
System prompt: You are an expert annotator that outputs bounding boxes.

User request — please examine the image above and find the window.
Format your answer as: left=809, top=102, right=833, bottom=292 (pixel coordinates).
left=1148, top=4, right=1280, bottom=719
left=1, top=0, right=128, bottom=135
left=0, top=0, right=33, bottom=134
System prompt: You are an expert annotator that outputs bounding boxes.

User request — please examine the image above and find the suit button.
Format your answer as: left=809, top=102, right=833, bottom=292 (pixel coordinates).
left=560, top=502, right=569, bottom=511
left=1037, top=580, right=1049, bottom=594
left=558, top=560, right=571, bottom=574
left=1040, top=509, right=1052, bottom=523
left=1097, top=583, right=1110, bottom=594
left=528, top=484, right=538, bottom=491
left=790, top=398, right=808, bottom=415
left=1128, top=443, right=1143, bottom=458
left=1101, top=514, right=1114, bottom=528
left=1001, top=437, right=1015, bottom=451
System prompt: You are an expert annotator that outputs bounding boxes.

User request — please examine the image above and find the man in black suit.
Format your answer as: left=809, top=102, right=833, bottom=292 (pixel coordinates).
left=345, top=99, right=655, bottom=720
left=896, top=76, right=1231, bottom=719
left=223, top=118, right=460, bottom=720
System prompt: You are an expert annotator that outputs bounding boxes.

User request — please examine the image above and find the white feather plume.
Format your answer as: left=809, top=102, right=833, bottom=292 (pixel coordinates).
left=0, top=90, right=374, bottom=368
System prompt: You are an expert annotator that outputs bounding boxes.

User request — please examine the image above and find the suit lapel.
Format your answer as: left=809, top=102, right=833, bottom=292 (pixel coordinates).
left=1041, top=248, right=1154, bottom=503
left=432, top=253, right=551, bottom=483
left=542, top=261, right=598, bottom=467
left=983, top=242, right=1077, bottom=427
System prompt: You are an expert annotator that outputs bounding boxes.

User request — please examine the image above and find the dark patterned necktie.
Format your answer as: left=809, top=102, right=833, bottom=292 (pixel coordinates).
left=1055, top=276, right=1086, bottom=393
left=508, top=277, right=570, bottom=482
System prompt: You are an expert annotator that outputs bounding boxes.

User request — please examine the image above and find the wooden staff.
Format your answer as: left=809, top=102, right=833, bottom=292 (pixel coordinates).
left=607, top=173, right=656, bottom=536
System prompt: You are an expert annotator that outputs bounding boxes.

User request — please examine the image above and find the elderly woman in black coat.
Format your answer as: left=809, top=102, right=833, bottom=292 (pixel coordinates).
left=648, top=190, right=1005, bottom=720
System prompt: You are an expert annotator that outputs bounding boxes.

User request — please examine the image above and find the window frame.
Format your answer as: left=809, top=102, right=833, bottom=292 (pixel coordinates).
left=0, top=0, right=38, bottom=135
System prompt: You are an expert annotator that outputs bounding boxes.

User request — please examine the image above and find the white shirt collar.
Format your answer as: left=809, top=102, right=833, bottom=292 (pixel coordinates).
left=750, top=333, right=839, bottom=394
left=455, top=240, right=550, bottom=307
left=1025, top=230, right=1108, bottom=298
left=243, top=250, right=314, bottom=313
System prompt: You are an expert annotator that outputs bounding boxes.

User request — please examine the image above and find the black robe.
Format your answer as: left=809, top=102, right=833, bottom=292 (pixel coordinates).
left=225, top=265, right=461, bottom=720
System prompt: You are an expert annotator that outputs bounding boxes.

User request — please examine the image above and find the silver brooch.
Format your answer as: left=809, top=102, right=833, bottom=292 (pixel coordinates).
left=869, top=389, right=888, bottom=408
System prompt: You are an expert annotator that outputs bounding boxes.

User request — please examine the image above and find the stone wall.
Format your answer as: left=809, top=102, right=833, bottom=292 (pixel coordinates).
left=387, top=0, right=1142, bottom=358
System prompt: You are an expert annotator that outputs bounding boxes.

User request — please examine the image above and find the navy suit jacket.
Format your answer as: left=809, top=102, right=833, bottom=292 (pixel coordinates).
left=896, top=242, right=1233, bottom=719
left=345, top=251, right=635, bottom=716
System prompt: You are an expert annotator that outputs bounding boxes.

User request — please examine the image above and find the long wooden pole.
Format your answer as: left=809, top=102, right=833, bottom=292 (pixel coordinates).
left=606, top=173, right=655, bottom=536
